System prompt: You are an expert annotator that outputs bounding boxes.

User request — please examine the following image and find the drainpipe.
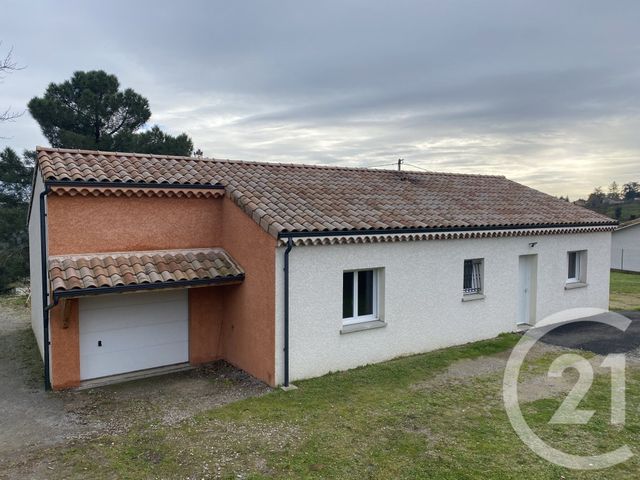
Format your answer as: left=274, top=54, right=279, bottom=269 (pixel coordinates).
left=283, top=236, right=293, bottom=387
left=39, top=185, right=52, bottom=390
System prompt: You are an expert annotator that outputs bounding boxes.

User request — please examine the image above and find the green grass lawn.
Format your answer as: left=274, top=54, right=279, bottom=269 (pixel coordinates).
left=23, top=333, right=640, bottom=479
left=602, top=203, right=640, bottom=223
left=610, top=271, right=640, bottom=311
left=4, top=279, right=640, bottom=478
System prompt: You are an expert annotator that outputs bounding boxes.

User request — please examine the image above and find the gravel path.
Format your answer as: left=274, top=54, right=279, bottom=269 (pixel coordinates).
left=0, top=298, right=89, bottom=458
left=0, top=297, right=271, bottom=470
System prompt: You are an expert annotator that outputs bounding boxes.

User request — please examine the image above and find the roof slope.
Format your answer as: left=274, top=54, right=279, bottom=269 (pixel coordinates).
left=49, top=248, right=244, bottom=293
left=39, top=148, right=222, bottom=186
left=37, top=147, right=616, bottom=237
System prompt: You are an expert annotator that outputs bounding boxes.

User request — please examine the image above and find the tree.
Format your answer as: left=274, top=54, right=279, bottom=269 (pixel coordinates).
left=586, top=186, right=606, bottom=208
left=614, top=206, right=623, bottom=220
left=0, top=147, right=33, bottom=291
left=0, top=147, right=32, bottom=204
left=623, top=181, right=639, bottom=201
left=114, top=125, right=193, bottom=156
left=607, top=181, right=620, bottom=200
left=1, top=42, right=24, bottom=124
left=28, top=70, right=150, bottom=149
left=28, top=70, right=193, bottom=156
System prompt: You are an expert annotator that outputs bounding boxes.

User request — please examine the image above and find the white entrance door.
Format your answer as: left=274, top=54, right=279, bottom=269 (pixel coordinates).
left=79, top=289, right=189, bottom=380
left=518, top=255, right=537, bottom=326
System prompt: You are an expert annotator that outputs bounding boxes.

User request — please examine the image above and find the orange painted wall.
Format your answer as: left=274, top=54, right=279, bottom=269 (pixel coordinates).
left=188, top=286, right=225, bottom=364
left=47, top=195, right=223, bottom=255
left=46, top=192, right=278, bottom=388
left=50, top=299, right=80, bottom=390
left=219, top=197, right=277, bottom=386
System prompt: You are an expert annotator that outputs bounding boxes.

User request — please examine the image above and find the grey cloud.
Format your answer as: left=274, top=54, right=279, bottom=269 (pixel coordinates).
left=1, top=0, right=639, bottom=199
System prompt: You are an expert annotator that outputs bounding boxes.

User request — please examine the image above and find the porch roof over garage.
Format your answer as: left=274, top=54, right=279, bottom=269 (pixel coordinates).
left=48, top=248, right=244, bottom=297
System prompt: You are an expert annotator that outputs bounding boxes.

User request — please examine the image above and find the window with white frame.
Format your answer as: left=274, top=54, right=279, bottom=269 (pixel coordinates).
left=342, top=269, right=379, bottom=325
left=463, top=258, right=484, bottom=295
left=567, top=250, right=587, bottom=283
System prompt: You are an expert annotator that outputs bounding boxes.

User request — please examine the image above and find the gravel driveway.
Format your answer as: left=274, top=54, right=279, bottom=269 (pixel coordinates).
left=0, top=297, right=270, bottom=470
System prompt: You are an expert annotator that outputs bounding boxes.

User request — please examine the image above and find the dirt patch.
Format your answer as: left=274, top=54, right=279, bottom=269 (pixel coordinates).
left=517, top=352, right=637, bottom=403
left=174, top=418, right=303, bottom=479
left=410, top=339, right=638, bottom=408
left=411, top=342, right=567, bottom=393
left=59, top=362, right=272, bottom=437
left=0, top=298, right=93, bottom=457
left=516, top=367, right=579, bottom=404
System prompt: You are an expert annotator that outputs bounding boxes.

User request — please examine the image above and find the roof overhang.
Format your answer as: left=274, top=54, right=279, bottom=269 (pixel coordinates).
left=49, top=248, right=244, bottom=299
left=615, top=220, right=640, bottom=232
left=52, top=275, right=244, bottom=299
left=48, top=184, right=225, bottom=199
left=277, top=223, right=618, bottom=246
left=44, top=180, right=224, bottom=189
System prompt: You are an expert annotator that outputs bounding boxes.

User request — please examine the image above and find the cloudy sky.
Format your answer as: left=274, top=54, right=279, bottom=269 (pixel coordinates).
left=2, top=1, right=639, bottom=199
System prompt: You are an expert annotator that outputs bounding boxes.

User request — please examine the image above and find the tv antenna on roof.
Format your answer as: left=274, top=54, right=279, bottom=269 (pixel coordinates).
left=397, top=158, right=404, bottom=171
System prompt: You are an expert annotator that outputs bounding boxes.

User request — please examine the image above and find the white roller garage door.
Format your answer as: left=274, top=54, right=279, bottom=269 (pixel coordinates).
left=79, top=289, right=189, bottom=380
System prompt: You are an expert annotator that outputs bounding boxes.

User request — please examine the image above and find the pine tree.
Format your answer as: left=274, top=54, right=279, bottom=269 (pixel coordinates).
left=28, top=70, right=193, bottom=156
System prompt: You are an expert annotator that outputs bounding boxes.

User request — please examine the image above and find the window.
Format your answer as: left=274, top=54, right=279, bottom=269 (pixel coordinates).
left=343, top=269, right=378, bottom=325
left=567, top=250, right=587, bottom=283
left=463, top=258, right=483, bottom=295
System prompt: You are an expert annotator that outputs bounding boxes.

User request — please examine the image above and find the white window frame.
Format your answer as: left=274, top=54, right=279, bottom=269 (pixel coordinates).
left=567, top=250, right=586, bottom=283
left=342, top=269, right=379, bottom=325
left=463, top=258, right=484, bottom=295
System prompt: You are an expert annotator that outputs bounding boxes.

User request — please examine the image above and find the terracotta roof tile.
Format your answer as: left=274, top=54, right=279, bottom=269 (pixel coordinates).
left=49, top=248, right=244, bottom=293
left=38, top=148, right=223, bottom=186
left=37, top=147, right=616, bottom=237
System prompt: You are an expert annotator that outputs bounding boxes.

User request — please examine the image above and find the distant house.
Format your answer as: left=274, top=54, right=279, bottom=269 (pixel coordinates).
left=611, top=218, right=640, bottom=272
left=29, top=147, right=616, bottom=390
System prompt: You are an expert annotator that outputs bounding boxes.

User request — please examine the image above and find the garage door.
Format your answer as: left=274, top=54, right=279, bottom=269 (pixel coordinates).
left=79, top=290, right=189, bottom=380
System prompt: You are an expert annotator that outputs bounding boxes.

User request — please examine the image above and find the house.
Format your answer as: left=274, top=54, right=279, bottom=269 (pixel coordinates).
left=602, top=197, right=625, bottom=205
left=29, top=147, right=617, bottom=390
left=611, top=218, right=640, bottom=272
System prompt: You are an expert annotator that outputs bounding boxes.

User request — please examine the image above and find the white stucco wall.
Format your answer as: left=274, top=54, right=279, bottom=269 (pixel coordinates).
left=275, top=231, right=611, bottom=384
left=611, top=224, right=640, bottom=272
left=28, top=172, right=45, bottom=359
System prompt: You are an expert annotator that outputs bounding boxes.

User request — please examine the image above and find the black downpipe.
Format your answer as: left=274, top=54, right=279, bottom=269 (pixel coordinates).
left=39, top=185, right=52, bottom=390
left=283, top=236, right=293, bottom=387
